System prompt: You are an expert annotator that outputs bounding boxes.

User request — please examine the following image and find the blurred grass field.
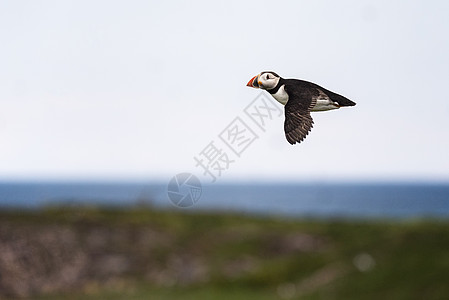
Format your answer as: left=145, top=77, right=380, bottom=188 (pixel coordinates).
left=1, top=207, right=449, bottom=299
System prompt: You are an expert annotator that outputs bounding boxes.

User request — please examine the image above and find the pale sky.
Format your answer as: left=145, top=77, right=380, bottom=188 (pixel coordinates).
left=1, top=0, right=448, bottom=182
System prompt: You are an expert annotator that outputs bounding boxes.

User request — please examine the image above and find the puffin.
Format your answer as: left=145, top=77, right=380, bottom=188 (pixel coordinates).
left=247, top=71, right=356, bottom=144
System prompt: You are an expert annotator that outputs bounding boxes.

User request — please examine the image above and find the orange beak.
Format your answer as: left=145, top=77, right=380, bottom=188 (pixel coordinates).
left=246, top=74, right=260, bottom=88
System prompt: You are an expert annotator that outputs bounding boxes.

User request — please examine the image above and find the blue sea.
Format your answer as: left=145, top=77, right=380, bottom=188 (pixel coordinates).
left=1, top=181, right=449, bottom=219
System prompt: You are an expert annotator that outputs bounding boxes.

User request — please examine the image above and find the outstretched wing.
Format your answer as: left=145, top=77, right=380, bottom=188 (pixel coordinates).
left=283, top=84, right=317, bottom=145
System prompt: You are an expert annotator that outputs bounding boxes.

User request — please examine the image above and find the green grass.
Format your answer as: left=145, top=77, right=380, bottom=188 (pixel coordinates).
left=1, top=207, right=449, bottom=299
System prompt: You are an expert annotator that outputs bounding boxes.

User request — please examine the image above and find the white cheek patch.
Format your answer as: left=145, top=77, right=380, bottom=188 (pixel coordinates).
left=261, top=77, right=279, bottom=90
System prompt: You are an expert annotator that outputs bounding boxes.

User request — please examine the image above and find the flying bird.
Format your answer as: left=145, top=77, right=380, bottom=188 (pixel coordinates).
left=247, top=72, right=356, bottom=144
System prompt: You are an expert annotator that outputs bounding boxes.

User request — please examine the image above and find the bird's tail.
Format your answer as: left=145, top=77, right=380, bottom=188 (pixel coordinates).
left=317, top=84, right=356, bottom=107
left=328, top=91, right=356, bottom=107
left=336, top=96, right=356, bottom=107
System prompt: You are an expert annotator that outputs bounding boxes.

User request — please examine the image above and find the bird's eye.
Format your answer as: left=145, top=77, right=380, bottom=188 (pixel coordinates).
left=266, top=75, right=271, bottom=80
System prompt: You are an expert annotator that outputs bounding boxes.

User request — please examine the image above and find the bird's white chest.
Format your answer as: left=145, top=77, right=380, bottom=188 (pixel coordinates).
left=270, top=85, right=289, bottom=105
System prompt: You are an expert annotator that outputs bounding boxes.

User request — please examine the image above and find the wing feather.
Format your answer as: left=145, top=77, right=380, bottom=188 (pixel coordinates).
left=283, top=84, right=317, bottom=145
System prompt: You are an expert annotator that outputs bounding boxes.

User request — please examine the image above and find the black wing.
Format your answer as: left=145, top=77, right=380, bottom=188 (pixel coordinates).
left=283, top=83, right=318, bottom=145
